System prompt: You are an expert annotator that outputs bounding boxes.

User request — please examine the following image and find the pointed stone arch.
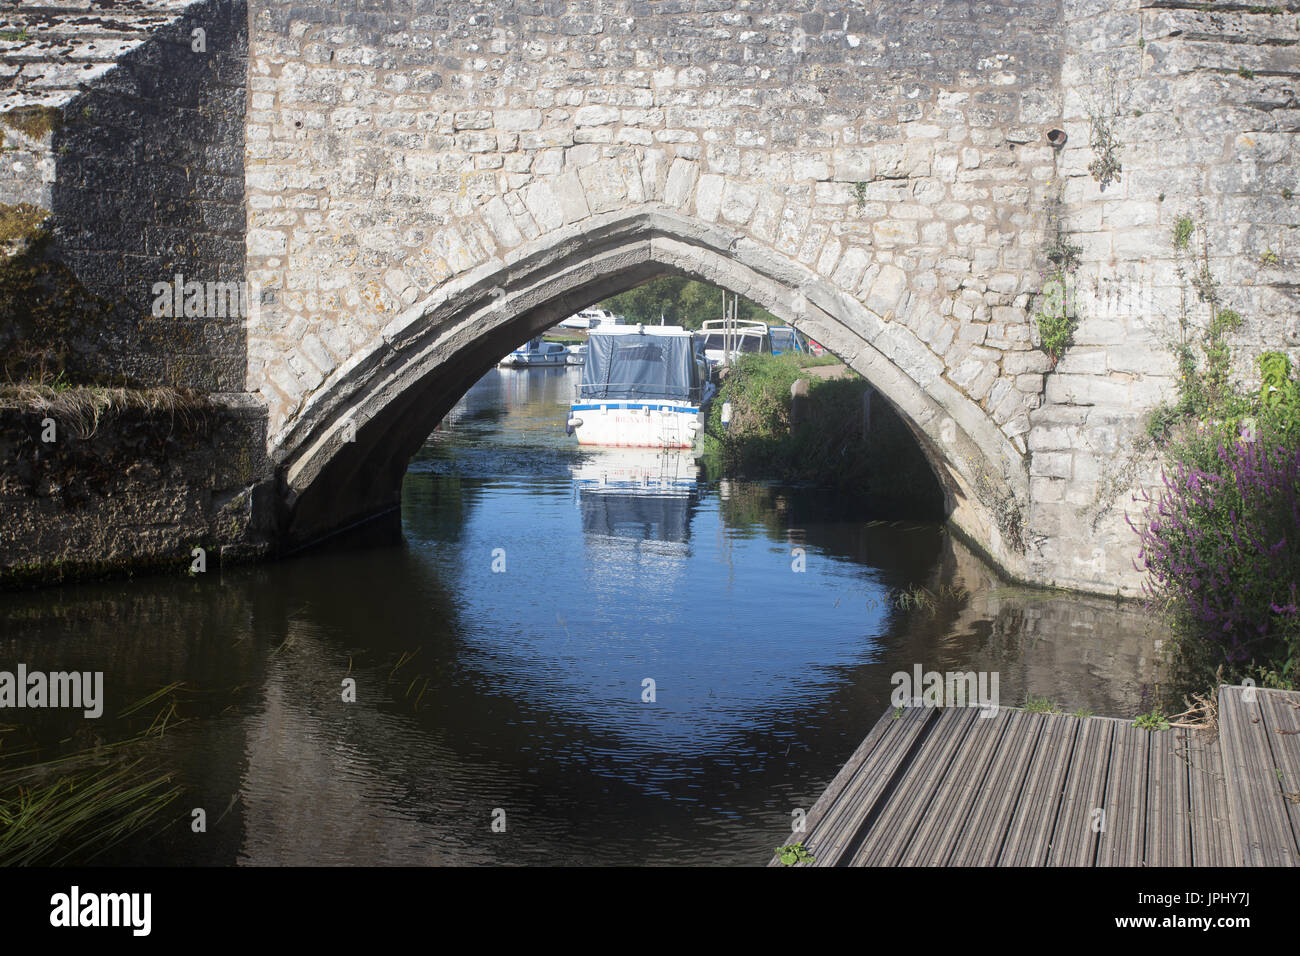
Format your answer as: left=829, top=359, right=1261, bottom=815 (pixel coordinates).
left=272, top=206, right=1030, bottom=577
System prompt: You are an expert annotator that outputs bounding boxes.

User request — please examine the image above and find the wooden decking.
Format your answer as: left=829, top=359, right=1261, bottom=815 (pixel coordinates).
left=781, top=685, right=1300, bottom=866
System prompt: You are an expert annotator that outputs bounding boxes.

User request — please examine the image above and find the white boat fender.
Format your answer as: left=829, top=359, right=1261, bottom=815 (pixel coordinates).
left=566, top=416, right=583, bottom=435
left=721, top=401, right=733, bottom=431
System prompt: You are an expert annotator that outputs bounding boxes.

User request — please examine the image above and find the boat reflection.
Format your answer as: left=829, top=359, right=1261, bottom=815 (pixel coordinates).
left=571, top=448, right=701, bottom=547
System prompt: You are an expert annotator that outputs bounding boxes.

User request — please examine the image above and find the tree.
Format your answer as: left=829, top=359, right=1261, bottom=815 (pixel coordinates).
left=596, top=276, right=778, bottom=330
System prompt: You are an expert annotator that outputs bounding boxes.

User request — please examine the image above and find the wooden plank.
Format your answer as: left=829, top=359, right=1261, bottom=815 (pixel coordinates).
left=796, top=705, right=932, bottom=866
left=1219, top=685, right=1297, bottom=866
left=999, top=713, right=1081, bottom=866
left=945, top=710, right=1046, bottom=865
left=1145, top=726, right=1192, bottom=866
left=1255, top=688, right=1300, bottom=862
left=1184, top=727, right=1239, bottom=867
left=1046, top=717, right=1114, bottom=866
left=899, top=707, right=1016, bottom=866
left=1097, top=720, right=1150, bottom=866
left=850, top=706, right=981, bottom=866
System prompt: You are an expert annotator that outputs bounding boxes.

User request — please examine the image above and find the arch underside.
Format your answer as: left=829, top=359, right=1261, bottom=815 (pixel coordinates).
left=273, top=206, right=1029, bottom=576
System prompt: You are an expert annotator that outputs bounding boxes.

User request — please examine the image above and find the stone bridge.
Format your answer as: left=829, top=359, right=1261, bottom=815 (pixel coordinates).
left=1, top=0, right=1297, bottom=595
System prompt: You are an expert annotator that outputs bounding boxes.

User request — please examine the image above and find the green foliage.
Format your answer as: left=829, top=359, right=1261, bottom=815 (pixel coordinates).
left=1284, top=188, right=1295, bottom=200
left=0, top=206, right=114, bottom=385
left=1084, top=83, right=1124, bottom=190
left=1035, top=279, right=1076, bottom=365
left=775, top=842, right=816, bottom=866
left=1238, top=66, right=1255, bottom=79
left=1134, top=709, right=1170, bottom=731
left=853, top=181, right=868, bottom=210
left=596, top=276, right=777, bottom=331
left=698, top=353, right=944, bottom=516
left=0, top=29, right=30, bottom=42
left=1145, top=219, right=1257, bottom=446
left=1139, top=219, right=1300, bottom=701
left=1261, top=249, right=1281, bottom=266
left=0, top=106, right=62, bottom=140
left=1072, top=707, right=1094, bottom=718
left=1034, top=198, right=1082, bottom=365
left=1024, top=695, right=1061, bottom=714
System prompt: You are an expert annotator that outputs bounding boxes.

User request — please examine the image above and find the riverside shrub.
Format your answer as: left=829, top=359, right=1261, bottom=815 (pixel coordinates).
left=1137, top=350, right=1300, bottom=691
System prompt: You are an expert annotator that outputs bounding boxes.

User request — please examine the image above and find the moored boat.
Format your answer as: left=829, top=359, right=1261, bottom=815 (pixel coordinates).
left=566, top=325, right=716, bottom=449
left=499, top=337, right=569, bottom=368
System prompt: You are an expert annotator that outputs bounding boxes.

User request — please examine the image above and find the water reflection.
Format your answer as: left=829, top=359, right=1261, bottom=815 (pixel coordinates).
left=0, top=368, right=1166, bottom=866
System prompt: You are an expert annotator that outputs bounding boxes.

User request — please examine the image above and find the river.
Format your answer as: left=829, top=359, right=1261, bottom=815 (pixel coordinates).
left=0, top=366, right=1164, bottom=865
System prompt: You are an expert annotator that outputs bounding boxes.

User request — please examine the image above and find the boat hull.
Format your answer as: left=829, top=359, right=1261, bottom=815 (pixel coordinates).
left=498, top=353, right=567, bottom=368
left=567, top=402, right=705, bottom=449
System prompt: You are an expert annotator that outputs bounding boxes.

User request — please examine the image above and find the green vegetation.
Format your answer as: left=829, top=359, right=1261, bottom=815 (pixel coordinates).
left=699, top=352, right=944, bottom=516
left=1072, top=707, right=1094, bottom=719
left=0, top=106, right=62, bottom=140
left=1134, top=708, right=1171, bottom=732
left=0, top=202, right=119, bottom=387
left=1083, top=78, right=1123, bottom=190
left=1137, top=219, right=1300, bottom=701
left=596, top=276, right=777, bottom=331
left=775, top=842, right=816, bottom=865
left=1033, top=200, right=1083, bottom=366
left=0, top=684, right=192, bottom=865
left=0, top=29, right=30, bottom=42
left=1024, top=695, right=1061, bottom=714
left=853, top=180, right=868, bottom=210
left=0, top=202, right=48, bottom=245
left=1238, top=66, right=1255, bottom=79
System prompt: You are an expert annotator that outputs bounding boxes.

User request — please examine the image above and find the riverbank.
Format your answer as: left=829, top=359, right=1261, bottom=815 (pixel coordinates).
left=699, top=353, right=946, bottom=519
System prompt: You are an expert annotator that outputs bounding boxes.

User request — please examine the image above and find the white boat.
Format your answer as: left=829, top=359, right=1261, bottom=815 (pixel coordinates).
left=697, top=318, right=772, bottom=367
left=566, top=325, right=716, bottom=449
left=558, top=307, right=624, bottom=331
left=498, top=337, right=569, bottom=368
left=565, top=343, right=586, bottom=366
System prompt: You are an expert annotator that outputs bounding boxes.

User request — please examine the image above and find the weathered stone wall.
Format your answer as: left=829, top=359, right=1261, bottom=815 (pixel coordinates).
left=246, top=0, right=1070, bottom=577
left=1, top=0, right=1295, bottom=593
left=0, top=397, right=274, bottom=587
left=1026, top=0, right=1300, bottom=593
left=0, top=0, right=249, bottom=390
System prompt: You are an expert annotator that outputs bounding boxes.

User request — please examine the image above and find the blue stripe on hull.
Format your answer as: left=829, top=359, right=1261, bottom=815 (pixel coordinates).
left=570, top=403, right=700, bottom=413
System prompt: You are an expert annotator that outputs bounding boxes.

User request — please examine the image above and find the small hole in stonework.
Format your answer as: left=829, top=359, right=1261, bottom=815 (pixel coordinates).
left=294, top=120, right=302, bottom=128
left=1047, top=128, right=1067, bottom=148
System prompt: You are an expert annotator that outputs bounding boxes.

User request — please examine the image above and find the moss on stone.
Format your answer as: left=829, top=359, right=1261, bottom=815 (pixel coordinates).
left=0, top=202, right=49, bottom=245
left=1, top=106, right=62, bottom=140
left=0, top=204, right=114, bottom=384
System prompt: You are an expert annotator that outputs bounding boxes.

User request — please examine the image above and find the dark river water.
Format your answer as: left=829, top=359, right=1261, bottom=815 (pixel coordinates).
left=0, top=367, right=1165, bottom=866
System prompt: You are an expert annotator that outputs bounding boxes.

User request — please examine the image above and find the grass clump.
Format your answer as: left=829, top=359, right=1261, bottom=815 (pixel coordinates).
left=0, top=383, right=205, bottom=439
left=0, top=684, right=193, bottom=866
left=1024, top=695, right=1061, bottom=714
